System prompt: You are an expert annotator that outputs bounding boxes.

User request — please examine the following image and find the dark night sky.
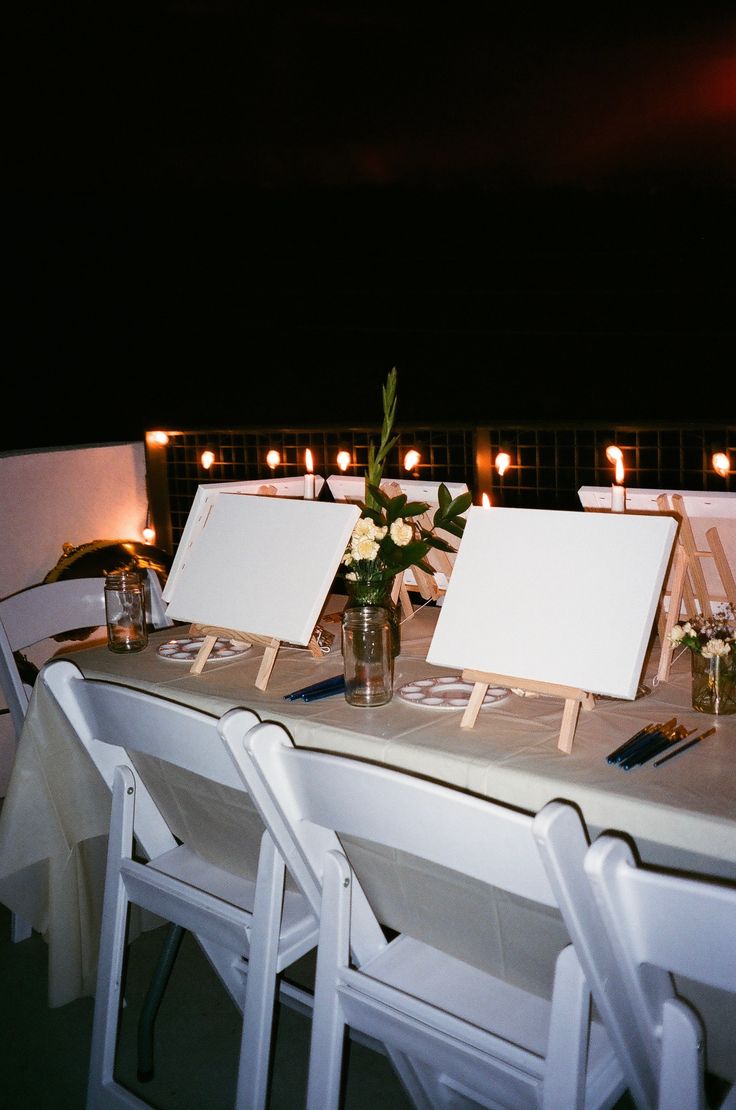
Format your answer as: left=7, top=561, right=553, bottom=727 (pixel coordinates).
left=6, top=4, right=736, bottom=450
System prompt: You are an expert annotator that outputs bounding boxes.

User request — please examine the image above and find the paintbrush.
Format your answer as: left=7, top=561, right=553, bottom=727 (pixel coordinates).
left=652, top=727, right=716, bottom=767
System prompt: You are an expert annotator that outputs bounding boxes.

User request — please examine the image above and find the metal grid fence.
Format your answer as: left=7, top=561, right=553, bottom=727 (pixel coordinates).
left=145, top=422, right=734, bottom=554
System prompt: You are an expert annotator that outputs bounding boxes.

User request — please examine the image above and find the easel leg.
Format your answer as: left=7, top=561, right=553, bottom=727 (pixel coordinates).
left=707, top=526, right=736, bottom=609
left=256, top=640, right=280, bottom=691
left=658, top=544, right=688, bottom=684
left=461, top=682, right=488, bottom=728
left=558, top=699, right=580, bottom=754
left=189, top=634, right=217, bottom=675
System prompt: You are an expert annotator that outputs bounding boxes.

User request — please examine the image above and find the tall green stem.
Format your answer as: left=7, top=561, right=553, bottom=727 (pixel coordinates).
left=365, top=367, right=398, bottom=511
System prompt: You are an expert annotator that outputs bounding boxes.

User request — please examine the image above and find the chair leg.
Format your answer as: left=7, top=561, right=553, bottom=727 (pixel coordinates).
left=87, top=768, right=136, bottom=1108
left=542, top=944, right=589, bottom=1110
left=659, top=998, right=707, bottom=1110
left=235, top=832, right=287, bottom=1110
left=306, top=850, right=351, bottom=1110
left=137, top=923, right=186, bottom=1082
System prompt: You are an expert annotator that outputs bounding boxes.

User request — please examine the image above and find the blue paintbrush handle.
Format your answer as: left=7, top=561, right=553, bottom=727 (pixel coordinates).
left=284, top=674, right=344, bottom=700
left=621, top=734, right=674, bottom=770
left=612, top=729, right=666, bottom=766
left=302, top=679, right=346, bottom=703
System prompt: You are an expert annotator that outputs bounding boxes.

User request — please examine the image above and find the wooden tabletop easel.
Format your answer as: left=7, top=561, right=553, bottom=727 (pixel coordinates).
left=656, top=493, right=736, bottom=681
left=460, top=668, right=596, bottom=753
left=187, top=623, right=324, bottom=690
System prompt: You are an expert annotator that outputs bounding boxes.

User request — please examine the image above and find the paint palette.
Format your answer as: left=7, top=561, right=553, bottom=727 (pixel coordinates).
left=157, top=635, right=253, bottom=662
left=398, top=675, right=510, bottom=709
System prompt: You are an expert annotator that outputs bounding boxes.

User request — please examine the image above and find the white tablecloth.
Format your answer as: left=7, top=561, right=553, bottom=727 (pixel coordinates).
left=1, top=603, right=734, bottom=1076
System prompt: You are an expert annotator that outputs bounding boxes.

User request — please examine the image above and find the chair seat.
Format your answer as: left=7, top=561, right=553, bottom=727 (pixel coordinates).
left=354, top=934, right=621, bottom=1107
left=147, top=845, right=318, bottom=963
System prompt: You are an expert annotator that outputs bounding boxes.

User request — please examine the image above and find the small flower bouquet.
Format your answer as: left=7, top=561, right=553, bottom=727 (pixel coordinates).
left=670, top=604, right=736, bottom=715
left=341, top=368, right=472, bottom=607
left=670, top=604, right=736, bottom=658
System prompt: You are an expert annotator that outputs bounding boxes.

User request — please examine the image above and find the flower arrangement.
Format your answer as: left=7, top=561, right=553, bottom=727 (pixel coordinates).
left=671, top=603, right=736, bottom=714
left=670, top=604, right=736, bottom=658
left=342, top=368, right=472, bottom=603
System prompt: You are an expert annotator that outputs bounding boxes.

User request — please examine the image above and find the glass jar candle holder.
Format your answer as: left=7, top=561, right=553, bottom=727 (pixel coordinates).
left=105, top=570, right=149, bottom=654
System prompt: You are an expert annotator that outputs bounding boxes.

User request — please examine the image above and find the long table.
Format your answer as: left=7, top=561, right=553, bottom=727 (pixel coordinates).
left=1, top=602, right=735, bottom=1078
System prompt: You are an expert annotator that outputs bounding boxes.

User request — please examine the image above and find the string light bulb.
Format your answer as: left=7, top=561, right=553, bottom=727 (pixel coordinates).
left=148, top=431, right=169, bottom=446
left=142, top=505, right=155, bottom=545
left=266, top=449, right=281, bottom=470
left=495, top=452, right=511, bottom=477
left=713, top=452, right=731, bottom=478
left=336, top=450, right=351, bottom=472
left=403, top=449, right=421, bottom=471
left=200, top=450, right=215, bottom=470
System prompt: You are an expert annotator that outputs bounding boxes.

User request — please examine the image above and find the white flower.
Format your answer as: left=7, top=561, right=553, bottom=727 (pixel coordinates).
left=702, top=638, right=731, bottom=659
left=390, top=518, right=413, bottom=547
left=345, top=571, right=358, bottom=581
left=682, top=622, right=695, bottom=636
left=670, top=624, right=685, bottom=643
left=352, top=536, right=379, bottom=561
left=353, top=518, right=377, bottom=540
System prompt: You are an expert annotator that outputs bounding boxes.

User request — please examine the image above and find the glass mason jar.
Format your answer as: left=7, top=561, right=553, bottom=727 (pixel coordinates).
left=691, top=650, right=736, bottom=715
left=342, top=606, right=394, bottom=707
left=104, top=570, right=149, bottom=654
left=344, top=578, right=401, bottom=658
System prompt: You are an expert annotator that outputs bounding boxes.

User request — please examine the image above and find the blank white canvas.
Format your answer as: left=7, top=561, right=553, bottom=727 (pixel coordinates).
left=427, top=506, right=677, bottom=699
left=164, top=494, right=359, bottom=645
left=326, top=474, right=468, bottom=504
left=579, top=486, right=736, bottom=604
left=202, top=476, right=326, bottom=498
left=164, top=479, right=326, bottom=603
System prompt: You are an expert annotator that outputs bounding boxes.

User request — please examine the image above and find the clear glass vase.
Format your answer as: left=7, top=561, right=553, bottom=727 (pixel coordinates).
left=342, top=606, right=394, bottom=707
left=691, top=651, right=736, bottom=715
left=344, top=578, right=401, bottom=658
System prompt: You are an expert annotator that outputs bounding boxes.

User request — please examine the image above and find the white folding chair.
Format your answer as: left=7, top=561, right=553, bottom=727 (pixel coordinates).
left=223, top=719, right=625, bottom=1110
left=0, top=572, right=172, bottom=943
left=534, top=801, right=736, bottom=1110
left=0, top=571, right=172, bottom=741
left=42, top=659, right=318, bottom=1110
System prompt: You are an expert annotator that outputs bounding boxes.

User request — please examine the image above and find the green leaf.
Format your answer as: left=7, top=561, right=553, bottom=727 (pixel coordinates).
left=389, top=541, right=432, bottom=571
left=437, top=483, right=451, bottom=514
left=424, top=534, right=458, bottom=553
left=365, top=368, right=399, bottom=511
left=434, top=492, right=472, bottom=529
left=438, top=520, right=465, bottom=540
left=386, top=493, right=408, bottom=521
left=367, top=484, right=391, bottom=511
left=401, top=500, right=430, bottom=519
left=446, top=491, right=473, bottom=517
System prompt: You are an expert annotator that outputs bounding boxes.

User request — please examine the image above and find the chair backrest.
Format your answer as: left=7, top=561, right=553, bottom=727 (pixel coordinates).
left=534, top=800, right=736, bottom=1110
left=223, top=717, right=563, bottom=969
left=41, top=659, right=260, bottom=867
left=0, top=572, right=172, bottom=739
left=585, top=833, right=736, bottom=1110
